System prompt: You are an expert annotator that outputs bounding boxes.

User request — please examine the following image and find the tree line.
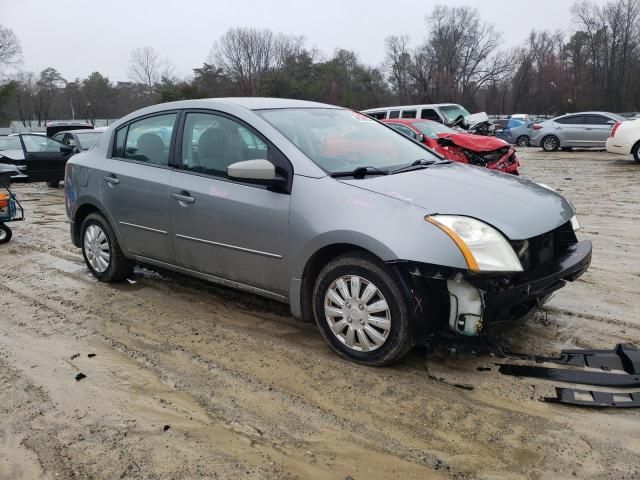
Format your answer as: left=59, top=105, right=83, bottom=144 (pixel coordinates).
left=1, top=0, right=639, bottom=127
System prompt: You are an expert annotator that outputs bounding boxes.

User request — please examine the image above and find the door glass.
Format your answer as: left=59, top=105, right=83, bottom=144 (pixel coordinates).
left=181, top=113, right=270, bottom=177
left=585, top=115, right=610, bottom=125
left=124, top=114, right=176, bottom=166
left=401, top=110, right=417, bottom=119
left=420, top=109, right=441, bottom=122
left=556, top=115, right=585, bottom=125
left=388, top=110, right=400, bottom=119
left=21, top=135, right=66, bottom=153
left=388, top=123, right=418, bottom=139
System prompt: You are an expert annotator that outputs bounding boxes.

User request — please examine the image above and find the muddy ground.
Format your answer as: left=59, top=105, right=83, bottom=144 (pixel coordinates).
left=0, top=148, right=639, bottom=480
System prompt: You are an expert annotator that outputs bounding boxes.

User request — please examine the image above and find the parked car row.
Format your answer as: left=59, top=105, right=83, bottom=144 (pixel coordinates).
left=0, top=123, right=105, bottom=187
left=64, top=98, right=591, bottom=365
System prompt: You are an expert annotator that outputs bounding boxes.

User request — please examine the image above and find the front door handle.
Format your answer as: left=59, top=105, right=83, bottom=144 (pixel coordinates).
left=103, top=175, right=120, bottom=185
left=585, top=127, right=593, bottom=130
left=171, top=192, right=195, bottom=204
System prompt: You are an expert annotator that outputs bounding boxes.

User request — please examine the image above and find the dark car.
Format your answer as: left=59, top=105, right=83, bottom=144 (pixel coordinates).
left=0, top=134, right=75, bottom=187
left=45, top=121, right=93, bottom=138
left=52, top=128, right=105, bottom=152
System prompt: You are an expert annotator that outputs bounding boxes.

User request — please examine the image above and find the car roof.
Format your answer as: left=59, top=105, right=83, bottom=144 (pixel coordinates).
left=383, top=119, right=438, bottom=125
left=59, top=129, right=101, bottom=134
left=362, top=103, right=460, bottom=112
left=558, top=111, right=623, bottom=117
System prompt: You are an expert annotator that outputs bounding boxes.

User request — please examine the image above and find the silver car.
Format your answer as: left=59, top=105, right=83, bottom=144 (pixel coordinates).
left=65, top=98, right=592, bottom=365
left=530, top=112, right=627, bottom=151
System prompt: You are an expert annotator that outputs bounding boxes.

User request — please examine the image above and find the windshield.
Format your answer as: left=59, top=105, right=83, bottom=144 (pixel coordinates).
left=76, top=132, right=103, bottom=150
left=439, top=105, right=471, bottom=123
left=411, top=121, right=456, bottom=139
left=0, top=136, right=22, bottom=151
left=256, top=108, right=437, bottom=174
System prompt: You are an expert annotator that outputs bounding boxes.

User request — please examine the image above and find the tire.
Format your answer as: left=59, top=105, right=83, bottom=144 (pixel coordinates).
left=0, top=223, right=12, bottom=244
left=541, top=135, right=560, bottom=152
left=47, top=180, right=60, bottom=188
left=312, top=252, right=412, bottom=366
left=80, top=212, right=132, bottom=282
left=632, top=142, right=640, bottom=162
left=515, top=135, right=530, bottom=147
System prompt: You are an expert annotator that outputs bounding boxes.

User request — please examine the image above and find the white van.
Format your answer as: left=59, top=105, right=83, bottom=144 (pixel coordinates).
left=361, top=103, right=472, bottom=125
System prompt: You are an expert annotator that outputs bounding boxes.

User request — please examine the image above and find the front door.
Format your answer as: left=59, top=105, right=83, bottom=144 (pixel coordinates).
left=169, top=111, right=291, bottom=296
left=584, top=114, right=616, bottom=147
left=99, top=112, right=177, bottom=262
left=20, top=134, right=73, bottom=182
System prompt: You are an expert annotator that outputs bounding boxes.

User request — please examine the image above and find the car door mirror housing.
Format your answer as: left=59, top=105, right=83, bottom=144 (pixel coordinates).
left=606, top=120, right=616, bottom=125
left=60, top=145, right=74, bottom=154
left=416, top=133, right=425, bottom=142
left=228, top=159, right=276, bottom=181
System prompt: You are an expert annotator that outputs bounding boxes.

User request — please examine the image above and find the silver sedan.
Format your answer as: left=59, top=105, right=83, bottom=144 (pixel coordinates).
left=529, top=112, right=626, bottom=151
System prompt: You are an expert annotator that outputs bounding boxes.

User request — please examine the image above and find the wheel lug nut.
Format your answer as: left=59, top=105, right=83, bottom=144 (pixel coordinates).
left=346, top=303, right=351, bottom=308
left=358, top=304, right=364, bottom=310
left=347, top=317, right=352, bottom=323
left=360, top=320, right=365, bottom=325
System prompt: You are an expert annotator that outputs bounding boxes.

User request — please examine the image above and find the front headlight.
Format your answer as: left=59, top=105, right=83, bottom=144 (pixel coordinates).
left=426, top=215, right=523, bottom=272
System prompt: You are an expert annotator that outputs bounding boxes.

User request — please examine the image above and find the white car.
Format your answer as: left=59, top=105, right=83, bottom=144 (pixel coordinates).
left=606, top=118, right=640, bottom=162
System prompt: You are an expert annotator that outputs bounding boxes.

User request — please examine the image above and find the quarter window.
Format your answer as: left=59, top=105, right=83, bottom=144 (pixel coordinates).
left=123, top=114, right=177, bottom=166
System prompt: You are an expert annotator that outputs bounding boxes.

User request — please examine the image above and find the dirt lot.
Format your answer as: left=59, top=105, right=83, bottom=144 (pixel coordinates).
left=1, top=148, right=639, bottom=480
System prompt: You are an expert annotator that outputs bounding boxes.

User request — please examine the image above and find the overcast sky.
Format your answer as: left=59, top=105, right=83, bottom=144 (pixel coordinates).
left=2, top=0, right=584, bottom=82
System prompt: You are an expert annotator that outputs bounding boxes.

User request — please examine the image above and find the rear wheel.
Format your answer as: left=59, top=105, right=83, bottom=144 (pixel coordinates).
left=0, top=223, right=12, bottom=244
left=312, top=252, right=412, bottom=366
left=515, top=135, right=530, bottom=147
left=47, top=180, right=60, bottom=188
left=81, top=213, right=132, bottom=281
left=541, top=135, right=560, bottom=152
left=632, top=142, right=640, bottom=162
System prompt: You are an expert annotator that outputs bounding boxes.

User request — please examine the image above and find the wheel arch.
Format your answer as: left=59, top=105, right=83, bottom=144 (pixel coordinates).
left=72, top=199, right=125, bottom=254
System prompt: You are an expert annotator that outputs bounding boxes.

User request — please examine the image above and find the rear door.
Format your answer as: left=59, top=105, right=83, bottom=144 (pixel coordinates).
left=554, top=115, right=586, bottom=146
left=420, top=108, right=442, bottom=123
left=169, top=110, right=292, bottom=296
left=20, top=134, right=73, bottom=182
left=99, top=112, right=177, bottom=262
left=584, top=115, right=616, bottom=146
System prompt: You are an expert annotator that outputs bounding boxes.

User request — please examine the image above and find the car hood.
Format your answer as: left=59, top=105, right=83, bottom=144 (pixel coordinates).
left=437, top=133, right=509, bottom=152
left=0, top=149, right=25, bottom=161
left=339, top=162, right=574, bottom=240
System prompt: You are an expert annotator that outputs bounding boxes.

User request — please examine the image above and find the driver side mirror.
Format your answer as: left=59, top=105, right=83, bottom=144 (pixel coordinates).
left=60, top=145, right=74, bottom=154
left=606, top=120, right=616, bottom=125
left=415, top=133, right=425, bottom=142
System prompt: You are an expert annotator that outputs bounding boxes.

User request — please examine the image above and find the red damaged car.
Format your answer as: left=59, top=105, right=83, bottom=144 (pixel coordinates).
left=383, top=119, right=520, bottom=175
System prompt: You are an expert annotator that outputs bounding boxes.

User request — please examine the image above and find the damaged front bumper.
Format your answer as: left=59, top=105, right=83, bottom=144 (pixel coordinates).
left=399, top=239, right=592, bottom=338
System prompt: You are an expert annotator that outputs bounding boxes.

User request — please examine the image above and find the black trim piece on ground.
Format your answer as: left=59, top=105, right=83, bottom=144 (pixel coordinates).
left=549, top=387, right=640, bottom=408
left=498, top=364, right=640, bottom=388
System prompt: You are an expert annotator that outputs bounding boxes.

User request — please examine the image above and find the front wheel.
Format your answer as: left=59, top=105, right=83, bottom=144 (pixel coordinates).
left=0, top=223, right=12, bottom=244
left=81, top=213, right=132, bottom=282
left=312, top=252, right=412, bottom=366
left=541, top=135, right=560, bottom=152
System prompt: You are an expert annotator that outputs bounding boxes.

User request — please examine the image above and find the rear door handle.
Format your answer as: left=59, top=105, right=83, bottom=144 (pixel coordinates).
left=103, top=175, right=120, bottom=185
left=171, top=192, right=195, bottom=204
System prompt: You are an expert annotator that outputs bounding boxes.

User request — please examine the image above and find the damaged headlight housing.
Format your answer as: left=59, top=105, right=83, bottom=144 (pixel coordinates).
left=426, top=215, right=523, bottom=272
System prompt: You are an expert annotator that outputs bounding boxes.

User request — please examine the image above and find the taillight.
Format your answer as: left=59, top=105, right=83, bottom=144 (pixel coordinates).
left=610, top=121, right=621, bottom=138
left=531, top=124, right=543, bottom=130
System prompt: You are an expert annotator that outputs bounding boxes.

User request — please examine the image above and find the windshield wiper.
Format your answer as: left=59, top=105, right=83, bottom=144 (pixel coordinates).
left=388, top=158, right=441, bottom=174
left=329, top=166, right=389, bottom=179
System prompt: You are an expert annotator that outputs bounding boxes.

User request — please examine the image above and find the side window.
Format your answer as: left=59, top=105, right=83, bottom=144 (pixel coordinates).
left=64, top=133, right=77, bottom=147
left=556, top=115, right=585, bottom=125
left=420, top=109, right=441, bottom=122
left=369, top=112, right=387, bottom=120
left=388, top=110, right=400, bottom=119
left=124, top=113, right=177, bottom=166
left=181, top=112, right=279, bottom=179
left=52, top=132, right=65, bottom=143
left=401, top=110, right=417, bottom=119
left=22, top=135, right=65, bottom=153
left=388, top=123, right=418, bottom=140
left=585, top=115, right=611, bottom=125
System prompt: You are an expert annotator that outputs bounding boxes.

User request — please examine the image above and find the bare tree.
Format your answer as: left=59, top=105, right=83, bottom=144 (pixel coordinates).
left=384, top=35, right=413, bottom=102
left=0, top=24, right=21, bottom=73
left=209, top=27, right=303, bottom=95
left=127, top=47, right=161, bottom=96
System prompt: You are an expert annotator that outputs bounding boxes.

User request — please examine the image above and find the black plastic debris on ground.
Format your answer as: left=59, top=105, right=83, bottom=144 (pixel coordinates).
left=70, top=353, right=80, bottom=360
left=88, top=353, right=96, bottom=358
left=549, top=387, right=640, bottom=408
left=75, top=372, right=86, bottom=381
left=163, top=424, right=170, bottom=432
left=498, top=364, right=640, bottom=388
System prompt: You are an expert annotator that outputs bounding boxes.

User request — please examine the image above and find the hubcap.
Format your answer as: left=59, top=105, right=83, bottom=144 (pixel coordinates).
left=84, top=224, right=110, bottom=273
left=324, top=275, right=391, bottom=352
left=0, top=229, right=6, bottom=241
left=544, top=138, right=556, bottom=150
